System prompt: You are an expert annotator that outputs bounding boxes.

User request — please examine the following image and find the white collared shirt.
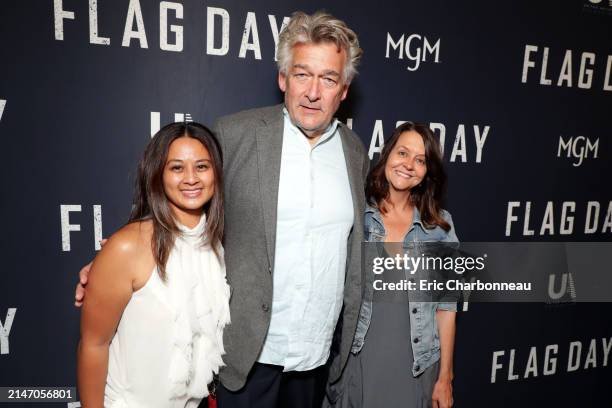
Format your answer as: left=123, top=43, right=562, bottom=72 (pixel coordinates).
left=257, top=109, right=354, bottom=371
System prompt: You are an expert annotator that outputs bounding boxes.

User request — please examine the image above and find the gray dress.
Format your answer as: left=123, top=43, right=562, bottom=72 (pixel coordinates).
left=327, top=259, right=439, bottom=408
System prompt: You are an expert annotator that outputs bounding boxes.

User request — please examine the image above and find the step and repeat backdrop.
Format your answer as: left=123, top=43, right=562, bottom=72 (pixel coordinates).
left=1, top=0, right=611, bottom=407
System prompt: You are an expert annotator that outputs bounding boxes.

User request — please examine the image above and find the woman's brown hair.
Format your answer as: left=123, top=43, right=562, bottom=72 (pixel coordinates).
left=365, top=121, right=450, bottom=231
left=129, top=122, right=224, bottom=280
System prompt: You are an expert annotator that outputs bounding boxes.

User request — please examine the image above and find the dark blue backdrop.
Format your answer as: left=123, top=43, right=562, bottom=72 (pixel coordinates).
left=1, top=1, right=611, bottom=406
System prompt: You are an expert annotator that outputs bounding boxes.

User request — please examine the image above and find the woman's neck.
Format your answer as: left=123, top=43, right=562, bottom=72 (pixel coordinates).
left=385, top=188, right=412, bottom=213
left=173, top=209, right=202, bottom=229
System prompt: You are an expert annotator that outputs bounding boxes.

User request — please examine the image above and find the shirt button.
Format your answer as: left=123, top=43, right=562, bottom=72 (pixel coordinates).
left=413, top=337, right=419, bottom=344
left=262, top=303, right=270, bottom=312
left=412, top=308, right=418, bottom=314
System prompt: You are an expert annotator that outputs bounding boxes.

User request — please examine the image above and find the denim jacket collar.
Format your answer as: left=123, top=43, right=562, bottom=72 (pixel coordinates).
left=365, top=203, right=431, bottom=235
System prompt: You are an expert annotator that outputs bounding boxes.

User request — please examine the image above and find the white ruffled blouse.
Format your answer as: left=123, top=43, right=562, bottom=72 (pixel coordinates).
left=104, top=216, right=230, bottom=408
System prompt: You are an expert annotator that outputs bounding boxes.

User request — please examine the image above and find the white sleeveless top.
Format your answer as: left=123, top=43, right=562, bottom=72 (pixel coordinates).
left=104, top=216, right=231, bottom=408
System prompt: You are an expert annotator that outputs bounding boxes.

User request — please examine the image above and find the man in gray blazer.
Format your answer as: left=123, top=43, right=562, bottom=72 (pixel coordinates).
left=214, top=11, right=368, bottom=408
left=75, top=10, right=368, bottom=408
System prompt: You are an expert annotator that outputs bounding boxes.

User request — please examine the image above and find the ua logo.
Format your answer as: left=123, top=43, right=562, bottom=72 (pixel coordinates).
left=150, top=112, right=193, bottom=136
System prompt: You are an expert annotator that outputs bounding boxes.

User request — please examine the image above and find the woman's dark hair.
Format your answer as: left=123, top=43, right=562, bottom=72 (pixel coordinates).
left=129, top=122, right=224, bottom=280
left=365, top=121, right=450, bottom=231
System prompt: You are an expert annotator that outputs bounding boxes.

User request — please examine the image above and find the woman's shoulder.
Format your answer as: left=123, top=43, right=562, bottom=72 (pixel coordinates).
left=93, top=220, right=154, bottom=275
left=106, top=220, right=153, bottom=255
left=439, top=209, right=454, bottom=222
left=84, top=222, right=156, bottom=313
left=437, top=209, right=458, bottom=241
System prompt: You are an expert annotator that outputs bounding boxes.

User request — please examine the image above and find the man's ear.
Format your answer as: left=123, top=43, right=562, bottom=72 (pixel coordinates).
left=278, top=71, right=287, bottom=92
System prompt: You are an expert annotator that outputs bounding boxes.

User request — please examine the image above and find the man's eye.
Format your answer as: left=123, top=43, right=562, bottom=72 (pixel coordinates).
left=323, top=77, right=337, bottom=86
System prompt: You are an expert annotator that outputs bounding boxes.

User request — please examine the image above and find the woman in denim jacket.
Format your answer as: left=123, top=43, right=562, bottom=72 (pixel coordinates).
left=325, top=122, right=457, bottom=408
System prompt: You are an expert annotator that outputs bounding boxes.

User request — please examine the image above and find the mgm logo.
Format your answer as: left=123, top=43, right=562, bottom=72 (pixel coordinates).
left=385, top=33, right=441, bottom=71
left=557, top=136, right=599, bottom=167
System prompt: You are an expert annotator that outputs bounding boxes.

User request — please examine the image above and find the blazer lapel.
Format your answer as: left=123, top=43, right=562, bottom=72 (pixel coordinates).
left=255, top=105, right=284, bottom=270
left=338, top=124, right=365, bottom=306
left=339, top=125, right=365, bottom=231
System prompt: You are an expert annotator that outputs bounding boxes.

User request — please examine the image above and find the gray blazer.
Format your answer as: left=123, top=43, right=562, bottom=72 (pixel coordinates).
left=213, top=104, right=368, bottom=391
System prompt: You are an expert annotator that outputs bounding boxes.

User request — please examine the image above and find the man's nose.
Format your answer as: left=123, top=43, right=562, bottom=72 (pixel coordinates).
left=306, top=78, right=321, bottom=101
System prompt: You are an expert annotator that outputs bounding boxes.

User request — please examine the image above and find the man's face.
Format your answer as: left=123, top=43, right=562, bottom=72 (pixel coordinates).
left=278, top=42, right=349, bottom=141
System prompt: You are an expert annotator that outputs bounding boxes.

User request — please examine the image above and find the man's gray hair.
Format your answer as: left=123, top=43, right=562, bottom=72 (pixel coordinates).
left=276, top=11, right=363, bottom=83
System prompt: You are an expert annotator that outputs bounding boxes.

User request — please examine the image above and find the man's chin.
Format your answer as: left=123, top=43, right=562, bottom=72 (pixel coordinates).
left=296, top=121, right=327, bottom=134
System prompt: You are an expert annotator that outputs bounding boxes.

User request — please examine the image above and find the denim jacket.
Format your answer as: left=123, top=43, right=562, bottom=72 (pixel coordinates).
left=351, top=204, right=458, bottom=377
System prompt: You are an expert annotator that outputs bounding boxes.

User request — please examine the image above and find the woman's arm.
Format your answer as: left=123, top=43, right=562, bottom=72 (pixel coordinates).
left=432, top=309, right=456, bottom=408
left=77, top=230, right=141, bottom=408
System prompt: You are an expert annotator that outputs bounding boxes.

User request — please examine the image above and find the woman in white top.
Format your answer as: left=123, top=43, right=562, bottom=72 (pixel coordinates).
left=77, top=122, right=230, bottom=408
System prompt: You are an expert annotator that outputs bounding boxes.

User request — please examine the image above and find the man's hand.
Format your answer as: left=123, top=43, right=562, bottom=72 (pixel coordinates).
left=74, top=239, right=107, bottom=307
left=432, top=378, right=453, bottom=408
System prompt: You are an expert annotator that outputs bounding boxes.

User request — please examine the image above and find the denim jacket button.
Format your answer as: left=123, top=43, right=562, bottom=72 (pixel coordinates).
left=413, top=337, right=419, bottom=344
left=412, top=308, right=418, bottom=314
left=415, top=365, right=420, bottom=371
